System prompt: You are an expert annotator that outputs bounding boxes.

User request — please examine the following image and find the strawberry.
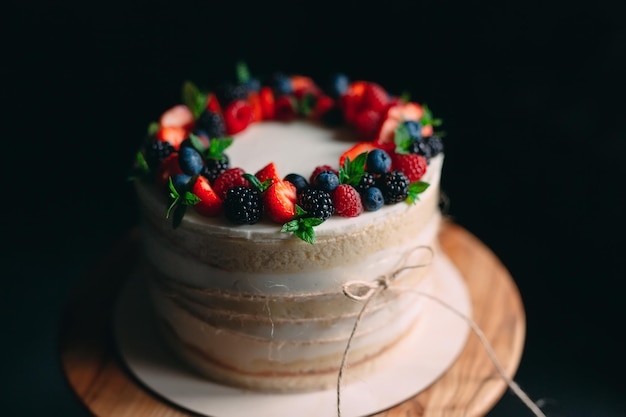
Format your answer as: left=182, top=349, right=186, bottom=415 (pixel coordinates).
left=206, top=92, right=222, bottom=114
left=339, top=80, right=368, bottom=124
left=421, top=124, right=434, bottom=137
left=309, top=164, right=338, bottom=185
left=213, top=167, right=250, bottom=200
left=223, top=99, right=254, bottom=135
left=290, top=75, right=321, bottom=99
left=248, top=91, right=264, bottom=122
left=155, top=153, right=183, bottom=190
left=156, top=126, right=188, bottom=150
left=255, top=162, right=281, bottom=185
left=373, top=118, right=399, bottom=151
left=339, top=142, right=378, bottom=168
left=386, top=101, right=424, bottom=122
left=391, top=153, right=428, bottom=182
left=310, top=95, right=335, bottom=120
left=259, top=86, right=275, bottom=120
left=353, top=109, right=384, bottom=141
left=263, top=179, right=297, bottom=223
left=191, top=175, right=223, bottom=217
left=159, top=104, right=195, bottom=130
left=274, top=95, right=297, bottom=121
left=332, top=184, right=363, bottom=217
left=361, top=82, right=389, bottom=113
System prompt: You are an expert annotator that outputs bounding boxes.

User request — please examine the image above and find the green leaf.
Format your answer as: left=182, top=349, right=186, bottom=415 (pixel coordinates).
left=206, top=137, right=234, bottom=158
left=298, top=93, right=317, bottom=117
left=339, top=152, right=367, bottom=187
left=189, top=133, right=209, bottom=152
left=394, top=123, right=413, bottom=154
left=406, top=181, right=430, bottom=204
left=295, top=227, right=316, bottom=245
left=182, top=191, right=201, bottom=206
left=172, top=204, right=187, bottom=229
left=419, top=104, right=443, bottom=127
left=168, top=177, right=180, bottom=199
left=182, top=80, right=206, bottom=119
left=295, top=205, right=307, bottom=217
left=147, top=122, right=160, bottom=136
left=236, top=61, right=251, bottom=84
left=302, top=217, right=323, bottom=228
left=243, top=173, right=272, bottom=192
left=281, top=220, right=300, bottom=233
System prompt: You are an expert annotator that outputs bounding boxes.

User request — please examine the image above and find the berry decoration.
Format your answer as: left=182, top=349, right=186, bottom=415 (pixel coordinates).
left=377, top=171, right=410, bottom=204
left=297, top=188, right=335, bottom=221
left=333, top=184, right=363, bottom=217
left=223, top=186, right=263, bottom=225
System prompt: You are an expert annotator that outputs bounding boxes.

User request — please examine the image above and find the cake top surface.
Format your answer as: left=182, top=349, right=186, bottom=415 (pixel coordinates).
left=132, top=63, right=445, bottom=243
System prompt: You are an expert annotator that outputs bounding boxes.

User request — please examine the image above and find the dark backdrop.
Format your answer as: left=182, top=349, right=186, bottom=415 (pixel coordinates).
left=3, top=0, right=625, bottom=416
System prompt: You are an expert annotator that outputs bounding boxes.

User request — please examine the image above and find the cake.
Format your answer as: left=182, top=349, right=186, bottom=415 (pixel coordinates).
left=131, top=64, right=446, bottom=392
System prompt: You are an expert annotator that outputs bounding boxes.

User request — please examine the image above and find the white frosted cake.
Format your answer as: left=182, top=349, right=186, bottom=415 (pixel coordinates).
left=132, top=67, right=446, bottom=392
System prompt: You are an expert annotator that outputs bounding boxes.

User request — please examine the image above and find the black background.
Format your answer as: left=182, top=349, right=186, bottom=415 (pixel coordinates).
left=3, top=0, right=625, bottom=416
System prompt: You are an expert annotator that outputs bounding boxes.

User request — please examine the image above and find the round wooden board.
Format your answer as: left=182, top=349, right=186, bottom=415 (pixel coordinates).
left=59, top=220, right=526, bottom=417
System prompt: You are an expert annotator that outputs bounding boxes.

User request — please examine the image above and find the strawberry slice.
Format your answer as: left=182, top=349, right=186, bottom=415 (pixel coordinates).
left=206, top=92, right=222, bottom=114
left=255, top=162, right=280, bottom=185
left=339, top=142, right=378, bottom=167
left=263, top=180, right=297, bottom=224
left=159, top=104, right=195, bottom=130
left=191, top=175, right=223, bottom=217
left=223, top=99, right=254, bottom=135
left=259, top=86, right=275, bottom=120
left=156, top=126, right=188, bottom=150
left=386, top=101, right=424, bottom=122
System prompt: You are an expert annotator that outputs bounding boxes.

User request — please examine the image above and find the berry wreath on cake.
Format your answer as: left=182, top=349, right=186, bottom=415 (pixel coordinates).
left=131, top=63, right=447, bottom=392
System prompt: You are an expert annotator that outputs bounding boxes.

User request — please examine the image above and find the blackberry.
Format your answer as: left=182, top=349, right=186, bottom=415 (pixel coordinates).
left=145, top=139, right=174, bottom=169
left=408, top=135, right=444, bottom=160
left=200, top=155, right=230, bottom=184
left=196, top=110, right=227, bottom=139
left=215, top=82, right=249, bottom=105
left=356, top=172, right=377, bottom=195
left=426, top=135, right=444, bottom=158
left=297, top=188, right=335, bottom=221
left=377, top=171, right=409, bottom=204
left=223, top=186, right=263, bottom=225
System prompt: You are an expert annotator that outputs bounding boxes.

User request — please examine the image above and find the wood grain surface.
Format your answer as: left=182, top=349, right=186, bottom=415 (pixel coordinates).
left=59, top=220, right=526, bottom=417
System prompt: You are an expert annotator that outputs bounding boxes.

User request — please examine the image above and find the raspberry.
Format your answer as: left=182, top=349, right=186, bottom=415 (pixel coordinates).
left=391, top=153, right=428, bottom=182
left=332, top=184, right=363, bottom=217
left=212, top=167, right=250, bottom=200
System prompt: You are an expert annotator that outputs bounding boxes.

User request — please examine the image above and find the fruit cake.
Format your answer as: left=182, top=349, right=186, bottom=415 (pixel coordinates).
left=131, top=64, right=446, bottom=392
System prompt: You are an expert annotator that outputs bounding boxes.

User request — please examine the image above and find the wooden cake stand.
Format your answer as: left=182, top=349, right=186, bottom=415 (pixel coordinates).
left=59, top=220, right=526, bottom=417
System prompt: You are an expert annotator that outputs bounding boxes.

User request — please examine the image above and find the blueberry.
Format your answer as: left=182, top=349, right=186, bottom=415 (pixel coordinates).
left=404, top=121, right=423, bottom=140
left=314, top=170, right=339, bottom=192
left=245, top=77, right=261, bottom=92
left=284, top=173, right=309, bottom=192
left=329, top=73, right=349, bottom=97
left=178, top=146, right=204, bottom=175
left=272, top=72, right=292, bottom=95
left=366, top=149, right=392, bottom=174
left=172, top=174, right=192, bottom=193
left=362, top=187, right=384, bottom=211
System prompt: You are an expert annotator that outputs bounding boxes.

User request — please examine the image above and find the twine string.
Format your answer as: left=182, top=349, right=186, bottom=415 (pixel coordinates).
left=336, top=247, right=547, bottom=417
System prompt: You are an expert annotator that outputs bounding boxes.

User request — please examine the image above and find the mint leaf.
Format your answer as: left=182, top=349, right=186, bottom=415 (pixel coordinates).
left=172, top=204, right=187, bottom=229
left=281, top=220, right=300, bottom=233
left=206, top=137, right=233, bottom=158
left=182, top=80, right=207, bottom=119
left=243, top=173, right=272, bottom=192
left=236, top=61, right=251, bottom=84
left=298, top=93, right=317, bottom=117
left=406, top=181, right=430, bottom=204
left=189, top=132, right=209, bottom=152
left=183, top=191, right=201, bottom=206
left=394, top=123, right=413, bottom=154
left=295, top=226, right=316, bottom=245
left=339, top=152, right=367, bottom=187
left=420, top=104, right=443, bottom=127
left=280, top=207, right=323, bottom=245
left=147, top=121, right=160, bottom=137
